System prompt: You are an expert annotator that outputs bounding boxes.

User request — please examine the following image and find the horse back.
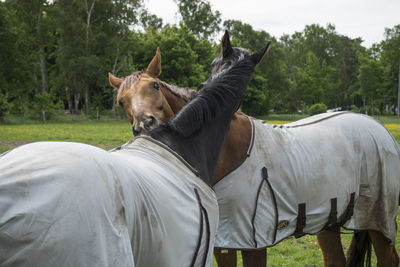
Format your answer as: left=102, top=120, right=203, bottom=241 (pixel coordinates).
left=0, top=142, right=134, bottom=266
left=214, top=112, right=400, bottom=249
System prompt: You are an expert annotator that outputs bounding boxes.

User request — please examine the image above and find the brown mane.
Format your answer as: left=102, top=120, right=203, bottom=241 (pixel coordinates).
left=158, top=80, right=197, bottom=102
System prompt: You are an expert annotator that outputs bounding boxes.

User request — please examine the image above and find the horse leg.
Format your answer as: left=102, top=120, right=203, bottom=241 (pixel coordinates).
left=368, top=230, right=399, bottom=267
left=214, top=248, right=237, bottom=267
left=316, top=226, right=346, bottom=267
left=241, top=248, right=266, bottom=267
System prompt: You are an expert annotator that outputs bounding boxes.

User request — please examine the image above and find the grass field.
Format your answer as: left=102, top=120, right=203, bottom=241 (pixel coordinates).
left=0, top=120, right=133, bottom=153
left=1, top=114, right=400, bottom=266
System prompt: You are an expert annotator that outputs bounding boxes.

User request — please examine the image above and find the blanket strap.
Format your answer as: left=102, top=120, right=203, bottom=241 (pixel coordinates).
left=191, top=188, right=211, bottom=267
left=294, top=203, right=306, bottom=238
left=323, top=198, right=338, bottom=229
left=251, top=173, right=265, bottom=248
left=251, top=167, right=279, bottom=247
left=340, top=192, right=355, bottom=225
left=246, top=118, right=256, bottom=157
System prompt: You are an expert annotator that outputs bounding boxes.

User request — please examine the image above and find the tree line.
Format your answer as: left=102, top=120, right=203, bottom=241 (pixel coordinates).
left=0, top=0, right=399, bottom=121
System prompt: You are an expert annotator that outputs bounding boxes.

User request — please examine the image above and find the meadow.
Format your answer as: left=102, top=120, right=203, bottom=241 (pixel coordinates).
left=1, top=114, right=400, bottom=266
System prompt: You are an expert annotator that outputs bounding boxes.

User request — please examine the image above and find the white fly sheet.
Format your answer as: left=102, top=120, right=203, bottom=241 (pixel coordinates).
left=0, top=137, right=218, bottom=267
left=214, top=112, right=400, bottom=249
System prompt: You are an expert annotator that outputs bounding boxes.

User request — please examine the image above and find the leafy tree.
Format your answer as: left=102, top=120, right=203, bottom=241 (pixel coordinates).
left=52, top=0, right=142, bottom=115
left=0, top=2, right=21, bottom=97
left=0, top=1, right=42, bottom=115
left=242, top=75, right=267, bottom=115
left=223, top=20, right=289, bottom=114
left=309, top=103, right=327, bottom=115
left=301, top=24, right=341, bottom=66
left=130, top=25, right=212, bottom=88
left=32, top=92, right=60, bottom=122
left=0, top=93, right=9, bottom=121
left=296, top=51, right=338, bottom=107
left=358, top=54, right=384, bottom=113
left=338, top=36, right=365, bottom=107
left=1, top=0, right=399, bottom=119
left=281, top=24, right=363, bottom=110
left=175, top=0, right=221, bottom=39
left=260, top=42, right=291, bottom=112
left=7, top=0, right=52, bottom=93
left=139, top=9, right=163, bottom=30
left=223, top=20, right=271, bottom=51
left=380, top=25, right=400, bottom=113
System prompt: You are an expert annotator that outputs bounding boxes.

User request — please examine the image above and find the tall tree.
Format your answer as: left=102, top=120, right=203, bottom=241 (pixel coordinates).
left=0, top=2, right=21, bottom=98
left=129, top=25, right=213, bottom=88
left=223, top=20, right=290, bottom=114
left=139, top=9, right=163, bottom=30
left=296, top=51, right=337, bottom=106
left=358, top=54, right=384, bottom=113
left=53, top=0, right=85, bottom=113
left=1, top=1, right=50, bottom=115
left=82, top=0, right=97, bottom=116
left=224, top=20, right=270, bottom=51
left=338, top=36, right=364, bottom=107
left=107, top=0, right=145, bottom=115
left=281, top=24, right=360, bottom=110
left=380, top=25, right=400, bottom=114
left=175, top=0, right=221, bottom=39
left=53, top=0, right=142, bottom=114
left=7, top=0, right=51, bottom=93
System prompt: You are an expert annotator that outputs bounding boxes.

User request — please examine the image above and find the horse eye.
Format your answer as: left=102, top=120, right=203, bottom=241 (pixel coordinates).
left=118, top=100, right=124, bottom=107
left=153, top=82, right=160, bottom=90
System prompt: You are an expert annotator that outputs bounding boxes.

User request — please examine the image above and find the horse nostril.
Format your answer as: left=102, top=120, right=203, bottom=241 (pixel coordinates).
left=132, top=116, right=156, bottom=136
left=143, top=116, right=156, bottom=129
left=132, top=124, right=142, bottom=137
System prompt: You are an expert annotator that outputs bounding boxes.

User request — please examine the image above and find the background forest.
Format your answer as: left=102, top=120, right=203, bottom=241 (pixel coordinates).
left=0, top=0, right=399, bottom=121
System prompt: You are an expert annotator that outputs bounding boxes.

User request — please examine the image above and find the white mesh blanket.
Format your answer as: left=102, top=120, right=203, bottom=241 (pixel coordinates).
left=0, top=137, right=217, bottom=267
left=214, top=112, right=400, bottom=249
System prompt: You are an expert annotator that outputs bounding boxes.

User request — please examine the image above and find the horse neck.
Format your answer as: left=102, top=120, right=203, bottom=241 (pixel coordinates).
left=163, top=107, right=238, bottom=186
left=161, top=81, right=252, bottom=186
left=213, top=114, right=252, bottom=184
left=160, top=85, right=188, bottom=114
left=150, top=59, right=255, bottom=186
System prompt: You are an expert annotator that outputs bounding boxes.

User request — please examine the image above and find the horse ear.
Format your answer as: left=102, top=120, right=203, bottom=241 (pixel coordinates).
left=146, top=47, right=162, bottom=77
left=250, top=41, right=271, bottom=65
left=109, top=73, right=124, bottom=90
left=221, top=30, right=233, bottom=58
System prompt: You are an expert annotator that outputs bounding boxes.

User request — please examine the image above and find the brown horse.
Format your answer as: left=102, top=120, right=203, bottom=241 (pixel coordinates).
left=109, top=38, right=399, bottom=266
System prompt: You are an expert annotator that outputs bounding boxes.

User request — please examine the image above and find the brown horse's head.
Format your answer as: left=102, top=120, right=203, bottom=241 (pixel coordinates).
left=109, top=48, right=195, bottom=136
left=109, top=48, right=174, bottom=136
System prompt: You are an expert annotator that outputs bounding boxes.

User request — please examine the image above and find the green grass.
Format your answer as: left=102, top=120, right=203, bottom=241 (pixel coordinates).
left=215, top=216, right=400, bottom=266
left=1, top=114, right=400, bottom=266
left=210, top=232, right=352, bottom=266
left=372, top=115, right=400, bottom=124
left=258, top=113, right=309, bottom=122
left=0, top=120, right=132, bottom=153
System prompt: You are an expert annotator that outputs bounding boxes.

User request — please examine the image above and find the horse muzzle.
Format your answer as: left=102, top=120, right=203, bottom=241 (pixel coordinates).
left=132, top=115, right=158, bottom=136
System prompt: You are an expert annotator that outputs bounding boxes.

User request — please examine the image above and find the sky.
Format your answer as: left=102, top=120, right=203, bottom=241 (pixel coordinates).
left=144, top=0, right=400, bottom=48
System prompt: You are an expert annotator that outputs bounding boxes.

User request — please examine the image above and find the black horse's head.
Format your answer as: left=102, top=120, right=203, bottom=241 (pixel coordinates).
left=207, top=30, right=271, bottom=83
left=150, top=32, right=270, bottom=185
